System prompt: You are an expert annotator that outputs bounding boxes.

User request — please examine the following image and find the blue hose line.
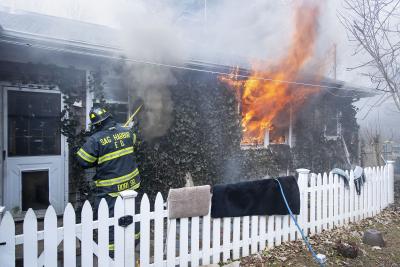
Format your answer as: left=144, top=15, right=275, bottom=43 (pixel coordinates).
left=274, top=178, right=325, bottom=267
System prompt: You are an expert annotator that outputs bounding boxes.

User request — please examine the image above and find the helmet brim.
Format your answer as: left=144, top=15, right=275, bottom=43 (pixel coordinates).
left=89, top=113, right=111, bottom=125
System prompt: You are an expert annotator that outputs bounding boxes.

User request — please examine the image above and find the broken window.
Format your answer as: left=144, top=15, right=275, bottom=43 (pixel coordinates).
left=8, top=91, right=61, bottom=156
left=241, top=108, right=292, bottom=149
left=22, top=170, right=50, bottom=211
left=269, top=125, right=288, bottom=144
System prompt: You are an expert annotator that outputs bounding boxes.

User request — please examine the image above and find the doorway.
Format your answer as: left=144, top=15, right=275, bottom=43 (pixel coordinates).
left=2, top=86, right=67, bottom=214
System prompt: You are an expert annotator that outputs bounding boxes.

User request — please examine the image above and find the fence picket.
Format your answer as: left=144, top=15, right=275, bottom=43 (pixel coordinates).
left=342, top=172, right=350, bottom=224
left=282, top=215, right=289, bottom=242
left=372, top=170, right=378, bottom=216
left=356, top=171, right=362, bottom=221
left=380, top=166, right=384, bottom=211
left=222, top=217, right=231, bottom=262
left=377, top=167, right=382, bottom=211
left=289, top=214, right=297, bottom=241
left=333, top=174, right=340, bottom=226
left=179, top=218, right=189, bottom=267
left=154, top=193, right=164, bottom=266
left=372, top=167, right=377, bottom=215
left=242, top=216, right=250, bottom=256
left=368, top=167, right=374, bottom=217
left=382, top=166, right=386, bottom=208
left=191, top=216, right=200, bottom=266
left=44, top=206, right=58, bottom=267
left=363, top=167, right=368, bottom=217
left=0, top=212, right=15, bottom=267
left=275, top=216, right=282, bottom=246
left=23, top=209, right=38, bottom=267
left=63, top=203, right=76, bottom=267
left=350, top=170, right=356, bottom=222
left=358, top=170, right=364, bottom=220
left=232, top=217, right=240, bottom=259
left=310, top=174, right=316, bottom=235
left=375, top=167, right=379, bottom=215
left=373, top=167, right=378, bottom=215
left=97, top=199, right=109, bottom=267
left=166, top=219, right=176, bottom=267
left=316, top=173, right=322, bottom=233
left=259, top=216, right=267, bottom=248
left=384, top=165, right=389, bottom=208
left=267, top=215, right=274, bottom=249
left=362, top=168, right=369, bottom=218
left=212, top=218, right=221, bottom=263
left=202, top=212, right=211, bottom=265
left=322, top=172, right=328, bottom=229
left=114, top=197, right=124, bottom=266
left=140, top=194, right=151, bottom=267
left=337, top=175, right=344, bottom=226
left=341, top=174, right=347, bottom=223
left=251, top=216, right=259, bottom=254
left=328, top=172, right=335, bottom=228
left=361, top=167, right=366, bottom=219
left=389, top=161, right=395, bottom=203
left=372, top=167, right=377, bottom=216
left=81, top=201, right=93, bottom=267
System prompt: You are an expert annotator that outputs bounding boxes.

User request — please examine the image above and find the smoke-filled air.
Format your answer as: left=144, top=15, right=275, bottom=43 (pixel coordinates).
left=1, top=0, right=338, bottom=140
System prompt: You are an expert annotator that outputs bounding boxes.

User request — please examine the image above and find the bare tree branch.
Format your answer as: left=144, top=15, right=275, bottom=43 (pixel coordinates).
left=340, top=0, right=400, bottom=111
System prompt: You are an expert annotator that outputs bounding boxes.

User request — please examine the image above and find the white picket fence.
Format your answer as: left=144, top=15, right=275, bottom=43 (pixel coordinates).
left=0, top=162, right=395, bottom=267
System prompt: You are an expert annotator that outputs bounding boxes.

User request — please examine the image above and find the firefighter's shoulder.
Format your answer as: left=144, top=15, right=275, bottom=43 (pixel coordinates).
left=90, top=129, right=108, bottom=140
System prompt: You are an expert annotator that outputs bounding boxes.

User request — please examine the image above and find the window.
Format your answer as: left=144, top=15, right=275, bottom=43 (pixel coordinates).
left=324, top=112, right=342, bottom=140
left=94, top=75, right=131, bottom=124
left=240, top=110, right=293, bottom=149
left=93, top=102, right=128, bottom=124
left=22, top=170, right=50, bottom=211
left=8, top=91, right=61, bottom=156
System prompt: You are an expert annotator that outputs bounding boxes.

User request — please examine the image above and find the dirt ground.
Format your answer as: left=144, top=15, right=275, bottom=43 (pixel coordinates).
left=238, top=179, right=400, bottom=267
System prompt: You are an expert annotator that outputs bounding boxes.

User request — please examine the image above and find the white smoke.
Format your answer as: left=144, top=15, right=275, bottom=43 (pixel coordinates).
left=3, top=0, right=395, bottom=137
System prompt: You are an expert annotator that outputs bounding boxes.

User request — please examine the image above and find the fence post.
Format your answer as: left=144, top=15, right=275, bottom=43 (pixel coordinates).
left=296, top=168, right=310, bottom=238
left=120, top=190, right=138, bottom=267
left=387, top=161, right=395, bottom=204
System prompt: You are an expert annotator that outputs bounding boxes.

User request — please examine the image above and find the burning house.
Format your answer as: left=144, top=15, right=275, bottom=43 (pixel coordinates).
left=0, top=6, right=374, bottom=215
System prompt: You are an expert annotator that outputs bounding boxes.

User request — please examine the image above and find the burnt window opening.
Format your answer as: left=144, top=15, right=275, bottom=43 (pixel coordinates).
left=22, top=170, right=50, bottom=211
left=239, top=105, right=293, bottom=149
left=269, top=125, right=288, bottom=144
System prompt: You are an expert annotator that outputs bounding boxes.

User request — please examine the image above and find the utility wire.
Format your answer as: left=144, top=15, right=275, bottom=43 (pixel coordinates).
left=361, top=93, right=391, bottom=120
left=0, top=37, right=369, bottom=98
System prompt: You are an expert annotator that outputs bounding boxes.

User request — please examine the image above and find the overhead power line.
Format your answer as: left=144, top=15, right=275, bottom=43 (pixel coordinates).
left=0, top=37, right=369, bottom=98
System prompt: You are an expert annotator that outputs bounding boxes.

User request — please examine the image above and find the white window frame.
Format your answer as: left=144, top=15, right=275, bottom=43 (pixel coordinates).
left=324, top=111, right=342, bottom=140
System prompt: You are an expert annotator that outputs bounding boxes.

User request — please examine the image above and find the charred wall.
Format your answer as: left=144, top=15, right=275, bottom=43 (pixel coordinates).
left=292, top=92, right=360, bottom=172
left=135, top=70, right=280, bottom=200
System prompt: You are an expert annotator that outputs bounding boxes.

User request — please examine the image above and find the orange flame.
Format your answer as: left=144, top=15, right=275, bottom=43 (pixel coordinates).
left=221, top=4, right=322, bottom=145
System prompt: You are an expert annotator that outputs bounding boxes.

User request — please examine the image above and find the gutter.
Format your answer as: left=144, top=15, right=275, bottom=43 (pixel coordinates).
left=0, top=28, right=122, bottom=59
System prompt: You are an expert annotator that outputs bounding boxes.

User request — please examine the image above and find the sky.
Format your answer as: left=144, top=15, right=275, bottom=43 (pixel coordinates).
left=0, top=0, right=399, bottom=140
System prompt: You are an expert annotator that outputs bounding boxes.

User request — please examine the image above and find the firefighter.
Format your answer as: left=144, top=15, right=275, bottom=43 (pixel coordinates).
left=76, top=106, right=140, bottom=256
